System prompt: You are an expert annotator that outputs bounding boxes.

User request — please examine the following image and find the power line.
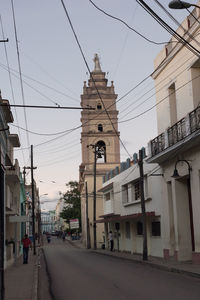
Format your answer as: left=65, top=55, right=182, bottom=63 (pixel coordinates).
left=60, top=0, right=131, bottom=158
left=119, top=71, right=200, bottom=124
left=11, top=0, right=30, bottom=148
left=0, top=14, right=26, bottom=165
left=0, top=103, right=94, bottom=110
left=89, top=0, right=171, bottom=45
left=16, top=44, right=80, bottom=99
left=0, top=61, right=80, bottom=104
left=0, top=62, right=61, bottom=106
left=176, top=0, right=200, bottom=26
left=12, top=51, right=196, bottom=150
left=12, top=51, right=195, bottom=150
left=119, top=53, right=194, bottom=120
left=11, top=28, right=199, bottom=153
left=136, top=0, right=200, bottom=57
left=153, top=0, right=200, bottom=47
left=10, top=124, right=80, bottom=137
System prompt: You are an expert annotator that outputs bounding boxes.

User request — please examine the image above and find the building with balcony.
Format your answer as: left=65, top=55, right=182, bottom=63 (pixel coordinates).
left=147, top=3, right=200, bottom=263
left=97, top=157, right=163, bottom=257
left=0, top=94, right=22, bottom=266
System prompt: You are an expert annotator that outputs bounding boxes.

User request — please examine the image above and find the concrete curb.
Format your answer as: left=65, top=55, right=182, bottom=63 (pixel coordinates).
left=91, top=250, right=200, bottom=279
left=32, top=248, right=40, bottom=300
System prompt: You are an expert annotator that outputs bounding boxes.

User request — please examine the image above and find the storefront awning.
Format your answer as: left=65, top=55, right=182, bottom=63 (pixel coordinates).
left=95, top=211, right=156, bottom=223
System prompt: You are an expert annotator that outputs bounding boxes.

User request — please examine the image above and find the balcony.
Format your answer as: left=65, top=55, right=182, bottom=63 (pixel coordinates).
left=148, top=106, right=200, bottom=163
left=6, top=159, right=20, bottom=182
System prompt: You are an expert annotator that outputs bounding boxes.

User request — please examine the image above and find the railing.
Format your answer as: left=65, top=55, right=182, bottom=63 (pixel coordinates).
left=168, top=117, right=186, bottom=147
left=190, top=106, right=200, bottom=133
left=150, top=133, right=165, bottom=157
left=150, top=106, right=200, bottom=157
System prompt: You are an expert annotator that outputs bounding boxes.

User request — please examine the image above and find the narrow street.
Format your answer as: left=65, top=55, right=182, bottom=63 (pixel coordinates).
left=41, top=237, right=200, bottom=300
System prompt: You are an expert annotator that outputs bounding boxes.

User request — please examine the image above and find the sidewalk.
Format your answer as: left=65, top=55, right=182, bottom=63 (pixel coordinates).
left=70, top=239, right=200, bottom=279
left=5, top=248, right=40, bottom=300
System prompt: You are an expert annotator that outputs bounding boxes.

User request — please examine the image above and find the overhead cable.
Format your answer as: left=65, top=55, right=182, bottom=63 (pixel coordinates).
left=0, top=61, right=80, bottom=103
left=11, top=0, right=30, bottom=147
left=0, top=14, right=26, bottom=165
left=119, top=71, right=200, bottom=124
left=89, top=0, right=171, bottom=45
left=153, top=0, right=200, bottom=47
left=60, top=0, right=131, bottom=158
left=136, top=0, right=200, bottom=57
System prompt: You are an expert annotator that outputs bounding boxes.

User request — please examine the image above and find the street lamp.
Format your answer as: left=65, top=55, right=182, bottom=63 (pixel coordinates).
left=171, top=159, right=195, bottom=251
left=169, top=1, right=200, bottom=9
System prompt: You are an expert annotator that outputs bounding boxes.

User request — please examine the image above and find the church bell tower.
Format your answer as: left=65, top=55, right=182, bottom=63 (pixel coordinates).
left=79, top=54, right=120, bottom=247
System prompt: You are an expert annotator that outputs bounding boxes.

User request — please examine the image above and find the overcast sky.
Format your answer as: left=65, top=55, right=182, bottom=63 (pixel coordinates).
left=0, top=0, right=190, bottom=210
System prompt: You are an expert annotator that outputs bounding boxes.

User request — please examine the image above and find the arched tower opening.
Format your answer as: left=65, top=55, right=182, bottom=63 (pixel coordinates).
left=96, top=140, right=106, bottom=163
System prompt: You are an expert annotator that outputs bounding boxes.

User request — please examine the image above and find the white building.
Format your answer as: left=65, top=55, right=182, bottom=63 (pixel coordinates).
left=41, top=211, right=56, bottom=233
left=147, top=3, right=200, bottom=263
left=98, top=156, right=163, bottom=257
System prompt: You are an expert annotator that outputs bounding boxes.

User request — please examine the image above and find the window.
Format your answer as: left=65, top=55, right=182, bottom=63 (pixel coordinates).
left=105, top=192, right=110, bottom=201
left=125, top=222, right=131, bottom=239
left=134, top=181, right=141, bottom=200
left=168, top=83, right=177, bottom=126
left=152, top=221, right=161, bottom=236
left=137, top=221, right=143, bottom=235
left=130, top=180, right=141, bottom=201
left=122, top=184, right=129, bottom=204
left=98, top=124, right=103, bottom=132
left=97, top=104, right=102, bottom=110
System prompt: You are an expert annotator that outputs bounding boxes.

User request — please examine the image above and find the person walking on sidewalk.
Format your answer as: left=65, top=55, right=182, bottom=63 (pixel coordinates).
left=22, top=234, right=32, bottom=264
left=109, top=231, right=114, bottom=251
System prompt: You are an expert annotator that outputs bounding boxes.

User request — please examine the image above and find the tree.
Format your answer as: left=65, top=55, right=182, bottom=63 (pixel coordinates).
left=60, top=181, right=81, bottom=230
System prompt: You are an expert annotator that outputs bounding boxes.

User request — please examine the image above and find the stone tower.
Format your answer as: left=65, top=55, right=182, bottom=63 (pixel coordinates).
left=79, top=54, right=120, bottom=248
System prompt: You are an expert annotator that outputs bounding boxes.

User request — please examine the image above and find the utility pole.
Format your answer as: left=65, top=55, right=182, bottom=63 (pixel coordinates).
left=0, top=36, right=9, bottom=300
left=31, top=145, right=36, bottom=255
left=85, top=181, right=91, bottom=249
left=24, top=145, right=37, bottom=254
left=87, top=144, right=104, bottom=250
left=93, top=147, right=97, bottom=250
left=138, top=149, right=148, bottom=261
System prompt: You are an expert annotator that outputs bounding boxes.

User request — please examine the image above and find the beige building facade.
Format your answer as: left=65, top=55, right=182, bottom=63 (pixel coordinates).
left=147, top=3, right=200, bottom=263
left=79, top=54, right=120, bottom=248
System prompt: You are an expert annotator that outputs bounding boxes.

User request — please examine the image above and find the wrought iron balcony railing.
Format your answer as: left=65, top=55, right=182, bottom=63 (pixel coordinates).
left=149, top=106, right=200, bottom=157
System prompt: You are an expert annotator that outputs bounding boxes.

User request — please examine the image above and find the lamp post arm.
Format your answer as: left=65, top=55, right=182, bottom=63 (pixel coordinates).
left=169, top=1, right=200, bottom=9
left=175, top=159, right=192, bottom=173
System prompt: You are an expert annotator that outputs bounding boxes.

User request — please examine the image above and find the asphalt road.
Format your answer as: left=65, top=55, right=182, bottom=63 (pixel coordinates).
left=43, top=237, right=200, bottom=300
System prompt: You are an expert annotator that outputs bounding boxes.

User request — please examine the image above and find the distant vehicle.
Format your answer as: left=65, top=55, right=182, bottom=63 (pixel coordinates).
left=51, top=231, right=58, bottom=236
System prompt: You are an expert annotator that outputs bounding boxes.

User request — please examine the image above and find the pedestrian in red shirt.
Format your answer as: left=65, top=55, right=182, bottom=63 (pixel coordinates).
left=22, top=234, right=32, bottom=264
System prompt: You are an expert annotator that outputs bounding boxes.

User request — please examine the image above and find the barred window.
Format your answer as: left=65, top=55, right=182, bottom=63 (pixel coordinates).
left=134, top=181, right=141, bottom=200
